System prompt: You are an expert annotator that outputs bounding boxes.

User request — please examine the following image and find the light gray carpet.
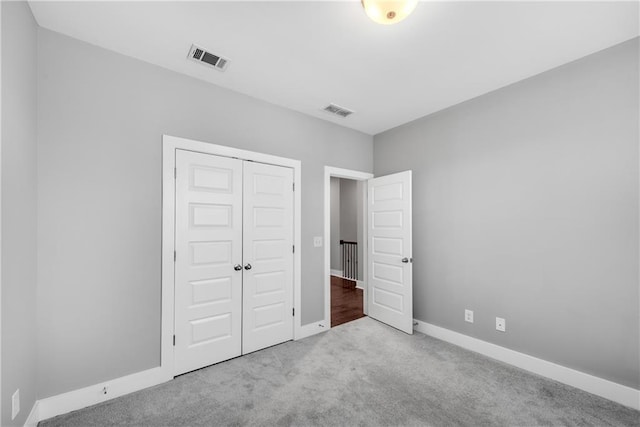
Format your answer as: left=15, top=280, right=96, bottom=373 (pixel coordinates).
left=40, top=317, right=639, bottom=426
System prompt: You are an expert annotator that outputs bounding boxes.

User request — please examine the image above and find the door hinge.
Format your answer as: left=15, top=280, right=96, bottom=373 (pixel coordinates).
left=174, top=168, right=176, bottom=179
left=292, top=183, right=295, bottom=191
left=292, top=245, right=295, bottom=253
left=173, top=335, right=175, bottom=346
left=174, top=251, right=176, bottom=262
left=292, top=308, right=295, bottom=317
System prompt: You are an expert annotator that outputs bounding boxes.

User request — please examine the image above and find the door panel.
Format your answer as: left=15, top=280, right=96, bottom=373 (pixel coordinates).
left=174, top=150, right=243, bottom=375
left=367, top=171, right=413, bottom=334
left=242, top=162, right=294, bottom=354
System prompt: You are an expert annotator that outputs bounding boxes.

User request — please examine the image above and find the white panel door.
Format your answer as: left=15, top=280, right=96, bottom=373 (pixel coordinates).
left=174, top=149, right=243, bottom=375
left=367, top=171, right=413, bottom=334
left=242, top=161, right=294, bottom=354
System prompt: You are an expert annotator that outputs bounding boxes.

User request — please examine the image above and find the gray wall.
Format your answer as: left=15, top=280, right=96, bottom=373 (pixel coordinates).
left=1, top=2, right=39, bottom=425
left=330, top=178, right=362, bottom=278
left=374, top=38, right=639, bottom=389
left=340, top=179, right=359, bottom=279
left=330, top=177, right=341, bottom=271
left=37, top=28, right=372, bottom=399
left=339, top=179, right=358, bottom=242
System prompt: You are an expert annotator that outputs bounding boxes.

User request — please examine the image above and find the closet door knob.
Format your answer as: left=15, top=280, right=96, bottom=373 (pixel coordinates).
left=401, top=257, right=410, bottom=263
left=244, top=263, right=252, bottom=270
left=234, top=264, right=242, bottom=271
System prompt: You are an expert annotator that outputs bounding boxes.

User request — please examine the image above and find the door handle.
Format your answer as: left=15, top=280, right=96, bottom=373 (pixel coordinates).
left=234, top=264, right=242, bottom=271
left=401, top=257, right=411, bottom=263
left=244, top=263, right=252, bottom=270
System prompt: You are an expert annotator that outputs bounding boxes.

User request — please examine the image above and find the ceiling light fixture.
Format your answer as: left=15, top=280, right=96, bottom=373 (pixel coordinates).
left=361, top=0, right=418, bottom=25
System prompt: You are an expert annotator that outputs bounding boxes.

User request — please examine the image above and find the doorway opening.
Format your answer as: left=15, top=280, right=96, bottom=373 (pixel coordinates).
left=328, top=177, right=365, bottom=327
left=324, top=167, right=414, bottom=334
left=330, top=177, right=364, bottom=327
left=324, top=167, right=373, bottom=329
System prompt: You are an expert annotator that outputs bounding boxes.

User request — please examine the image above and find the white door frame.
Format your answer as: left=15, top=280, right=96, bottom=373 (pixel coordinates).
left=323, top=166, right=374, bottom=327
left=0, top=4, right=3, bottom=419
left=161, top=135, right=302, bottom=377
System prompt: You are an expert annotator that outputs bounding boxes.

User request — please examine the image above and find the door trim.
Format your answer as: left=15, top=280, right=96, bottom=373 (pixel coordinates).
left=323, top=166, right=374, bottom=328
left=162, top=135, right=302, bottom=377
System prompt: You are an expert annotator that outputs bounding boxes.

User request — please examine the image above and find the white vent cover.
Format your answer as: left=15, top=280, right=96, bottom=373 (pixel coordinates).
left=323, top=103, right=354, bottom=118
left=188, top=44, right=229, bottom=71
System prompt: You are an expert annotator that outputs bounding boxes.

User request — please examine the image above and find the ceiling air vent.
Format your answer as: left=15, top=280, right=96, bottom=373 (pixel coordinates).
left=323, top=103, right=354, bottom=118
left=188, top=44, right=229, bottom=72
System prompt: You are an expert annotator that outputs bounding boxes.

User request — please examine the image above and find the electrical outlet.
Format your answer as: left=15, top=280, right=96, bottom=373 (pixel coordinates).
left=313, top=236, right=322, bottom=247
left=464, top=309, right=474, bottom=323
left=496, top=317, right=506, bottom=332
left=11, top=389, right=20, bottom=420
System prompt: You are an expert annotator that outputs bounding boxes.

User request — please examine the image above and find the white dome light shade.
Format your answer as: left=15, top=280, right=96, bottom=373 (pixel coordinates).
left=361, top=0, right=418, bottom=25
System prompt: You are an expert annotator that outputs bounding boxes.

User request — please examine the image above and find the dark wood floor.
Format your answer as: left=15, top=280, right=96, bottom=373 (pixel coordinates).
left=331, top=275, right=365, bottom=327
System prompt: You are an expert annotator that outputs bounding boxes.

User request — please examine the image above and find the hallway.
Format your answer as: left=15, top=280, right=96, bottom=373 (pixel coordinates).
left=330, top=276, right=364, bottom=327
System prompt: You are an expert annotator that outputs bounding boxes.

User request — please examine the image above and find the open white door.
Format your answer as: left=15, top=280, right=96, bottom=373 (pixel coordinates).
left=367, top=171, right=413, bottom=334
left=174, top=150, right=243, bottom=375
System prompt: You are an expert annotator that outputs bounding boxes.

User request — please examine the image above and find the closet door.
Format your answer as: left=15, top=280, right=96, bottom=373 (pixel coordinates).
left=242, top=162, right=294, bottom=354
left=174, top=150, right=243, bottom=375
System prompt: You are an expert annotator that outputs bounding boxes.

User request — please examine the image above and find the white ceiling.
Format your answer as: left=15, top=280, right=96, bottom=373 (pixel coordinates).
left=29, top=1, right=639, bottom=135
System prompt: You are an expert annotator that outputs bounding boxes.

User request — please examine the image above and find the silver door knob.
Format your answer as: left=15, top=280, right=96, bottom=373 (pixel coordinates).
left=234, top=264, right=242, bottom=271
left=401, top=257, right=410, bottom=263
left=244, top=263, right=252, bottom=270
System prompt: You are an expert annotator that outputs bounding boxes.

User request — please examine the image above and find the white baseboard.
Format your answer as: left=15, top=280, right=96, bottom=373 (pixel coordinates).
left=23, top=400, right=39, bottom=427
left=30, top=322, right=327, bottom=424
left=35, top=366, right=171, bottom=423
left=28, top=321, right=636, bottom=425
left=330, top=270, right=361, bottom=283
left=296, top=321, right=329, bottom=340
left=413, top=319, right=640, bottom=410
